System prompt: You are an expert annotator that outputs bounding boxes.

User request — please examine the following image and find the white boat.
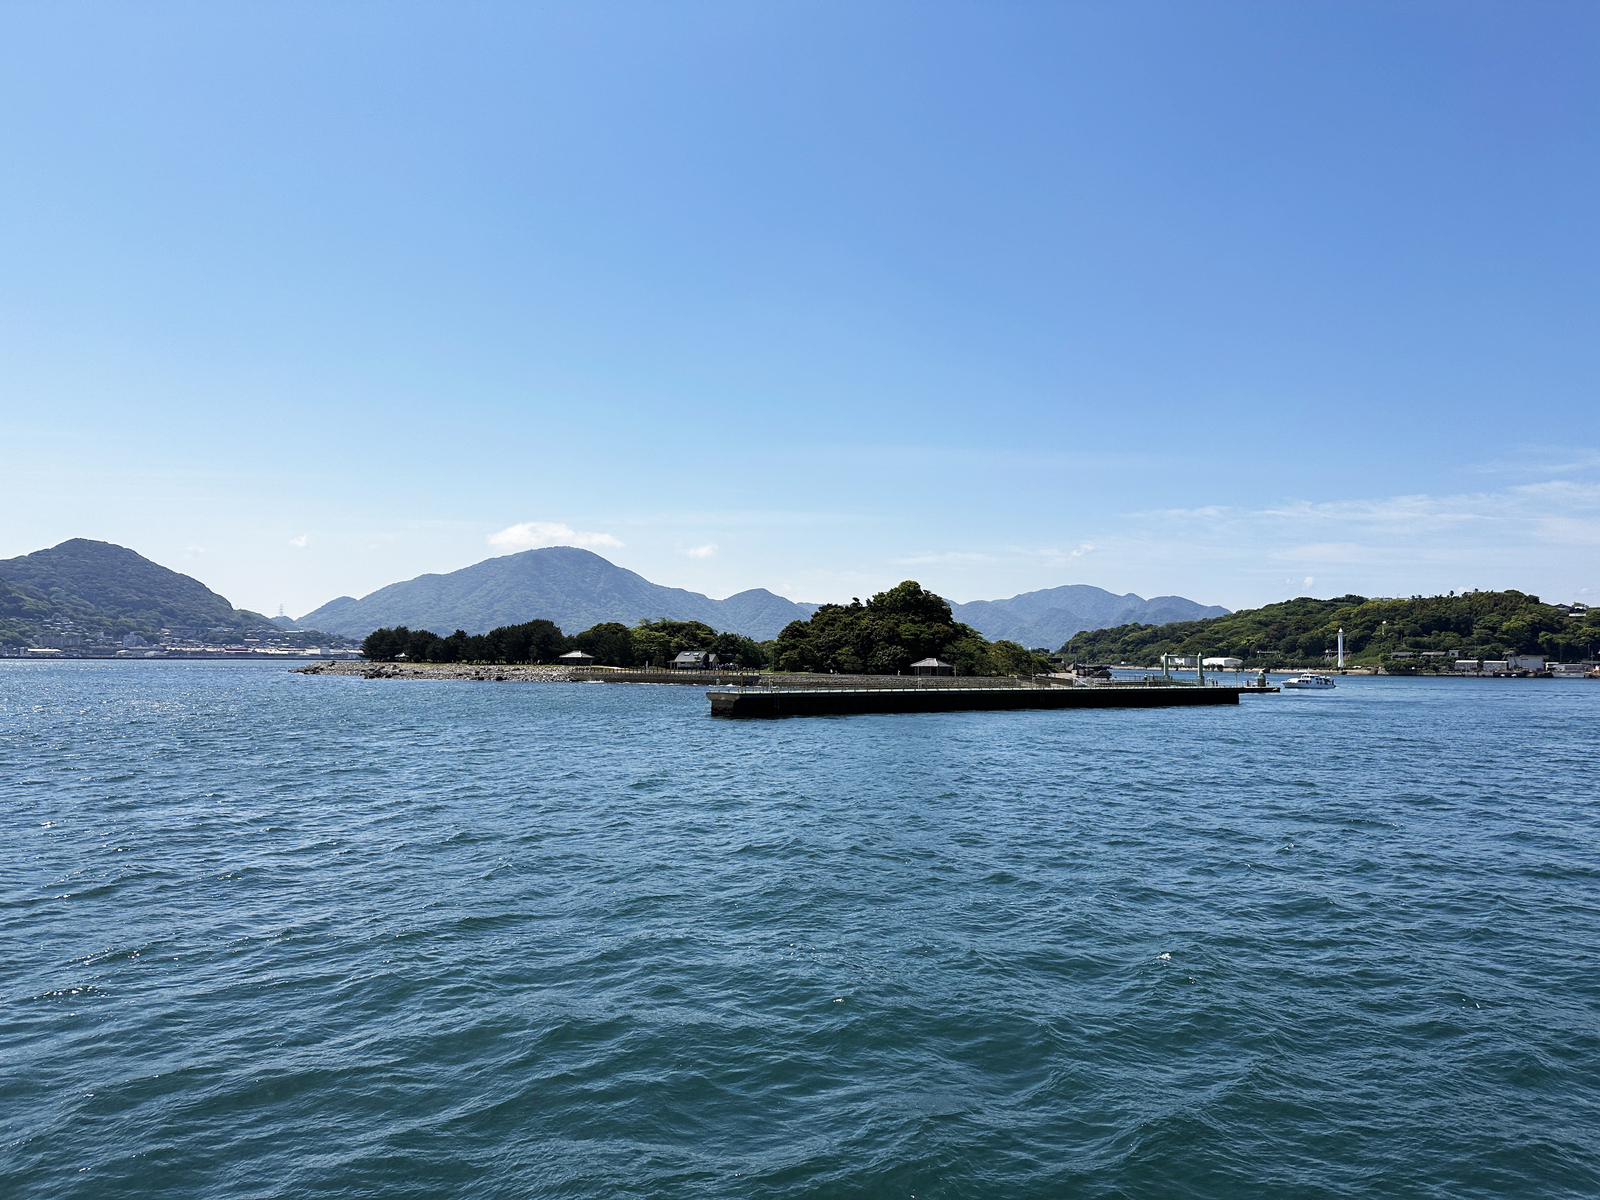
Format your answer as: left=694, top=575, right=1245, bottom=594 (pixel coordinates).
left=1281, top=674, right=1337, bottom=689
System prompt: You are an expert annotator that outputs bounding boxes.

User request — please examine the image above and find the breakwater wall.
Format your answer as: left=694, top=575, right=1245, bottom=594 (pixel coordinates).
left=574, top=669, right=1042, bottom=689
left=709, top=684, right=1265, bottom=718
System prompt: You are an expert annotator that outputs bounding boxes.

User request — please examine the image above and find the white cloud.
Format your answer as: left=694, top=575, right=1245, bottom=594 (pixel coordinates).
left=289, top=534, right=309, bottom=548
left=685, top=543, right=718, bottom=558
left=488, top=521, right=623, bottom=551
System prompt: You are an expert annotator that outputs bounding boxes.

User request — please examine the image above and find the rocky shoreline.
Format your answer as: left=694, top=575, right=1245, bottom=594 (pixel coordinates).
left=292, top=662, right=1025, bottom=688
left=294, top=661, right=577, bottom=682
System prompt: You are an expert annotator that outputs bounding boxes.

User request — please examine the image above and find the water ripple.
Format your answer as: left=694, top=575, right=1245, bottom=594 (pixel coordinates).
left=1, top=661, right=1597, bottom=1197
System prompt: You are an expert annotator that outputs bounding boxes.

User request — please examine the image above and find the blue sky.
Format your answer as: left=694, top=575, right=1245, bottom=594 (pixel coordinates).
left=2, top=2, right=1596, bottom=617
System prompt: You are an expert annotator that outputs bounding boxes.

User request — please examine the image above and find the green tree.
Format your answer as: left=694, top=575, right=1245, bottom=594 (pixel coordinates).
left=630, top=618, right=722, bottom=668
left=361, top=626, right=407, bottom=660
left=711, top=630, right=767, bottom=668
left=772, top=581, right=1051, bottom=675
left=574, top=622, right=636, bottom=666
left=406, top=629, right=445, bottom=661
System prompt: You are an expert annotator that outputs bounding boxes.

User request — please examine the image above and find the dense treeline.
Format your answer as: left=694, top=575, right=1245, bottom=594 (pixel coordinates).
left=772, top=581, right=1053, bottom=675
left=361, top=580, right=1053, bottom=676
left=360, top=617, right=766, bottom=667
left=1061, top=590, right=1599, bottom=669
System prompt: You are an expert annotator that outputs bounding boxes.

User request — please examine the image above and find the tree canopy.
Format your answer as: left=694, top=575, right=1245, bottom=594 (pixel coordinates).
left=771, top=580, right=1052, bottom=676
left=360, top=615, right=765, bottom=667
left=1061, top=590, right=1599, bottom=668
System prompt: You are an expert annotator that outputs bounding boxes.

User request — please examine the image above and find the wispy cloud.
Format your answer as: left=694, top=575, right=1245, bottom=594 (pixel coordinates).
left=289, top=534, right=309, bottom=548
left=488, top=521, right=623, bottom=551
left=1272, top=543, right=1364, bottom=564
left=685, top=543, right=718, bottom=558
left=1120, top=476, right=1600, bottom=598
left=1142, top=480, right=1600, bottom=545
left=892, top=550, right=997, bottom=566
left=1460, top=445, right=1600, bottom=477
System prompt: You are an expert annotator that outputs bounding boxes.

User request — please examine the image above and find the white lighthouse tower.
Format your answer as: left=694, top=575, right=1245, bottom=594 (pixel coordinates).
left=1337, top=627, right=1345, bottom=669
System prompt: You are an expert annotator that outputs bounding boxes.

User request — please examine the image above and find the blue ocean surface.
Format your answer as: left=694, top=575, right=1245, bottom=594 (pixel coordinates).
left=2, top=661, right=1598, bottom=1198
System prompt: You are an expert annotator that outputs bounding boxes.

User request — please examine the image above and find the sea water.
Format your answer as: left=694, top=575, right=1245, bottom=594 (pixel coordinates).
left=2, top=661, right=1597, bottom=1198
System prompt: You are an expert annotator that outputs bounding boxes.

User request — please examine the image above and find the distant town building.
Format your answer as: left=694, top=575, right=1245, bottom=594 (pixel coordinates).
left=671, top=650, right=712, bottom=670
left=1506, top=654, right=1546, bottom=672
left=911, top=657, right=954, bottom=676
left=1202, top=657, right=1242, bottom=669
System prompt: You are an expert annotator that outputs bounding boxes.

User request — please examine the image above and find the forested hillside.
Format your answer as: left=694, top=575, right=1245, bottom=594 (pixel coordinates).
left=1062, top=591, right=1598, bottom=668
left=0, top=539, right=281, bottom=645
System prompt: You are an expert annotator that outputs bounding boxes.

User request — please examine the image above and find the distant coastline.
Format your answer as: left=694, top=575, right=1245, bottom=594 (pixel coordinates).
left=3, top=647, right=362, bottom=661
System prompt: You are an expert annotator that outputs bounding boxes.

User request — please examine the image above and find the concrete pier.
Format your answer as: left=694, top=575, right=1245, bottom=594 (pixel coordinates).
left=709, top=684, right=1272, bottom=718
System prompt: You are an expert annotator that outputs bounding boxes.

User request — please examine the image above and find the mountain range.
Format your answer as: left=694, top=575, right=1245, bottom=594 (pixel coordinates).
left=295, top=546, right=1227, bottom=646
left=0, top=539, right=278, bottom=644
left=296, top=547, right=821, bottom=641
left=949, top=587, right=1228, bottom=650
left=0, top=538, right=1229, bottom=652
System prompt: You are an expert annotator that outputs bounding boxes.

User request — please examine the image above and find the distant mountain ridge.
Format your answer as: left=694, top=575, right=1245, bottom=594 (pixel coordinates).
left=0, top=539, right=278, bottom=644
left=0, top=539, right=1228, bottom=652
left=297, top=546, right=1227, bottom=647
left=950, top=585, right=1228, bottom=650
left=296, top=547, right=823, bottom=641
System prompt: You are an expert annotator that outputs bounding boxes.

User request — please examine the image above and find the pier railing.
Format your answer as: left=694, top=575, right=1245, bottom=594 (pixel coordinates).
left=573, top=668, right=764, bottom=686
